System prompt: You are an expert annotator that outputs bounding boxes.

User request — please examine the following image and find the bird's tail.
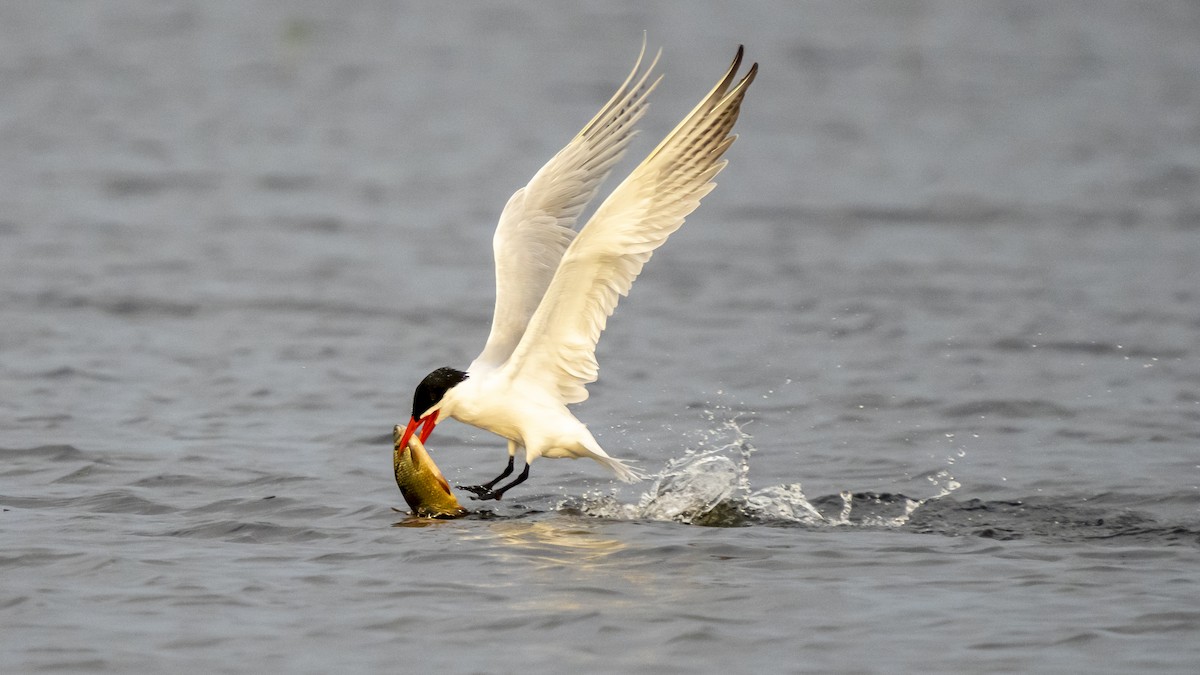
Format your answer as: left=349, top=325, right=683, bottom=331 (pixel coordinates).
left=573, top=432, right=645, bottom=483
left=591, top=453, right=646, bottom=483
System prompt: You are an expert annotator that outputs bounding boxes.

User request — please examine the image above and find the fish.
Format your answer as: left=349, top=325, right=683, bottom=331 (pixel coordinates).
left=392, top=425, right=469, bottom=519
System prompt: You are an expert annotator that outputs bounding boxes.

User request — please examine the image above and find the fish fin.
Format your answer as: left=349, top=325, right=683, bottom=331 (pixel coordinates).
left=427, top=459, right=454, bottom=495
left=434, top=473, right=454, bottom=496
left=408, top=434, right=456, bottom=496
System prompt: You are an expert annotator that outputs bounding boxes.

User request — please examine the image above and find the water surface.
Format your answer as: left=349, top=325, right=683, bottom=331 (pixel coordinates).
left=3, top=2, right=1200, bottom=673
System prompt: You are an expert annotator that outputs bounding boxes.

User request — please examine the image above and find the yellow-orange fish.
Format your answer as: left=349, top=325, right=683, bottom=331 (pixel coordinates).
left=392, top=425, right=468, bottom=519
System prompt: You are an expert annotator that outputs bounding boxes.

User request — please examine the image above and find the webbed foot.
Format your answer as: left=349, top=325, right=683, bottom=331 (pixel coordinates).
left=458, top=484, right=503, bottom=501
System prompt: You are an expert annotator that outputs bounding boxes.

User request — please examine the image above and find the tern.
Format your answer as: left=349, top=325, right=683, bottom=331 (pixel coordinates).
left=398, top=42, right=757, bottom=500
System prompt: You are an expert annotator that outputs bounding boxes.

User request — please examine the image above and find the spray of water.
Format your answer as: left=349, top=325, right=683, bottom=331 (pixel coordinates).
left=561, top=407, right=963, bottom=527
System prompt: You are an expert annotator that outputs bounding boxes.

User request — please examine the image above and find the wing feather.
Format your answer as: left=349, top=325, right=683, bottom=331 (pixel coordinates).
left=470, top=42, right=662, bottom=372
left=502, top=47, right=758, bottom=403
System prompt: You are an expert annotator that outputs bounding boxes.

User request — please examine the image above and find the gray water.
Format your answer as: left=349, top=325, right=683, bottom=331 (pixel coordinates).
left=3, top=2, right=1200, bottom=673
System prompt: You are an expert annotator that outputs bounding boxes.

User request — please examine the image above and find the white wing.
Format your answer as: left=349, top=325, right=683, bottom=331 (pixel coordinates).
left=470, top=43, right=661, bottom=373
left=501, top=47, right=758, bottom=403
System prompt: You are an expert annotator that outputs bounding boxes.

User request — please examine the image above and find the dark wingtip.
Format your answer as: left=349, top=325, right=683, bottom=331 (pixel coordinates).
left=732, top=46, right=757, bottom=88
left=744, top=60, right=759, bottom=85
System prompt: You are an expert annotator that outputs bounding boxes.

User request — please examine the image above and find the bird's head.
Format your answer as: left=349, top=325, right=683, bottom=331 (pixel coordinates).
left=397, top=367, right=468, bottom=451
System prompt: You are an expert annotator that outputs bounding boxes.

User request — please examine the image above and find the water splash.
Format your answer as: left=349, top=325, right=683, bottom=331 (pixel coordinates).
left=562, top=409, right=963, bottom=528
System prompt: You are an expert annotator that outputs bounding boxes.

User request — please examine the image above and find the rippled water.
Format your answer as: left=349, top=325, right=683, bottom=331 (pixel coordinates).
left=4, top=2, right=1200, bottom=673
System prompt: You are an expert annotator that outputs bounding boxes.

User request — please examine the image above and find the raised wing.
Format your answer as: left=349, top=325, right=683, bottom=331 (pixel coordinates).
left=502, top=47, right=758, bottom=403
left=470, top=43, right=661, bottom=373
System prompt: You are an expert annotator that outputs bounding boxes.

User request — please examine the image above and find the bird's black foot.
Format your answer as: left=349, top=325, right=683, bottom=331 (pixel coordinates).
left=458, top=462, right=530, bottom=502
left=458, top=484, right=503, bottom=501
left=457, top=456, right=518, bottom=500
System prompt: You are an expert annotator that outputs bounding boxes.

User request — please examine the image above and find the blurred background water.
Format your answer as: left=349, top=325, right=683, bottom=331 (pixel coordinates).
left=2, top=1, right=1199, bottom=673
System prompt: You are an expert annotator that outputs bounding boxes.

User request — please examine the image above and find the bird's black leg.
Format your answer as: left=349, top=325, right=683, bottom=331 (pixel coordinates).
left=481, top=455, right=516, bottom=489
left=484, top=463, right=530, bottom=501
left=459, top=456, right=515, bottom=498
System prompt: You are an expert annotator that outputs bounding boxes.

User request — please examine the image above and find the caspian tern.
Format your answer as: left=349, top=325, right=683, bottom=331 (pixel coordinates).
left=398, top=42, right=757, bottom=500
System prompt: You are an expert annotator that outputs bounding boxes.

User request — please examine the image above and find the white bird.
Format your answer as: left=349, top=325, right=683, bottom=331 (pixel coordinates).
left=397, top=42, right=757, bottom=500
